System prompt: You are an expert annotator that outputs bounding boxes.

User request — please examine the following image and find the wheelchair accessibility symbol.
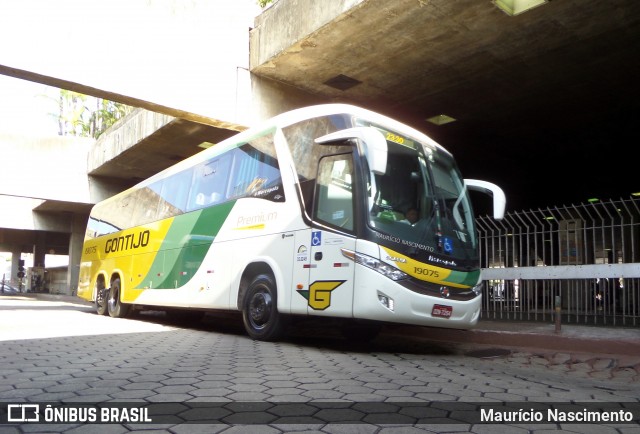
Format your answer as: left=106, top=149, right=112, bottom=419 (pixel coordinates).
left=443, top=236, right=453, bottom=253
left=311, top=231, right=322, bottom=247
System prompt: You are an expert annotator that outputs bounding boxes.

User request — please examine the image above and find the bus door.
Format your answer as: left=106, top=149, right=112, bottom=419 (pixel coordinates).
left=305, top=153, right=357, bottom=318
left=306, top=229, right=355, bottom=317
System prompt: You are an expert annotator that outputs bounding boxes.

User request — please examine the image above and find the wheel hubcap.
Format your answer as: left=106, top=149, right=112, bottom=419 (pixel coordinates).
left=96, top=288, right=105, bottom=306
left=108, top=289, right=117, bottom=312
left=249, top=290, right=272, bottom=328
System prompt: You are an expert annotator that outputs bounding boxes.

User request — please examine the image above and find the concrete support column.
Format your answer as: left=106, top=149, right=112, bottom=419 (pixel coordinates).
left=33, top=231, right=46, bottom=268
left=67, top=214, right=86, bottom=296
left=10, top=250, right=20, bottom=288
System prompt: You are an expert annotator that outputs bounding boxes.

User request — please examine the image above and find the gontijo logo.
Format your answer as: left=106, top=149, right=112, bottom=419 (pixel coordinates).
left=104, top=230, right=150, bottom=253
left=297, top=280, right=345, bottom=310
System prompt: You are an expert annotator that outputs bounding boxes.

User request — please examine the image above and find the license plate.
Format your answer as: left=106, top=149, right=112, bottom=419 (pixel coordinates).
left=432, top=304, right=452, bottom=319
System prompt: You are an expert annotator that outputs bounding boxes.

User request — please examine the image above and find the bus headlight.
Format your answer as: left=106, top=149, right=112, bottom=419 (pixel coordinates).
left=472, top=282, right=483, bottom=296
left=341, top=249, right=408, bottom=281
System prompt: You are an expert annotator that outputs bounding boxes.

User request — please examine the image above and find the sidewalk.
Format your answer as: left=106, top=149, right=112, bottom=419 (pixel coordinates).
left=5, top=291, right=640, bottom=357
left=397, top=318, right=640, bottom=357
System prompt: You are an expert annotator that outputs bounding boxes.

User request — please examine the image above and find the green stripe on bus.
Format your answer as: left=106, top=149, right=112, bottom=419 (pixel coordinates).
left=445, top=269, right=481, bottom=288
left=137, top=200, right=236, bottom=289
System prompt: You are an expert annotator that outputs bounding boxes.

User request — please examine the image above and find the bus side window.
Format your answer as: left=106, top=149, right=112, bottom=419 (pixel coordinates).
left=188, top=155, right=231, bottom=211
left=229, top=141, right=284, bottom=202
left=314, top=154, right=355, bottom=232
left=153, top=169, right=191, bottom=219
left=131, top=186, right=161, bottom=226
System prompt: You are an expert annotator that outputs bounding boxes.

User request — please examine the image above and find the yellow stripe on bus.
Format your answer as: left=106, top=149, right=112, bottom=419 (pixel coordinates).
left=380, top=246, right=469, bottom=288
left=80, top=218, right=175, bottom=303
left=234, top=223, right=266, bottom=230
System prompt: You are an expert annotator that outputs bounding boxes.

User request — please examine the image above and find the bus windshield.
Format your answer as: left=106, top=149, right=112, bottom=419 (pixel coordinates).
left=367, top=134, right=478, bottom=267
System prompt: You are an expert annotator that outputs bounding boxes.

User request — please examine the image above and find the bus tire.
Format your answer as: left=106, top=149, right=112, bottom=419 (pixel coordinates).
left=95, top=284, right=108, bottom=316
left=107, top=278, right=131, bottom=318
left=242, top=274, right=284, bottom=341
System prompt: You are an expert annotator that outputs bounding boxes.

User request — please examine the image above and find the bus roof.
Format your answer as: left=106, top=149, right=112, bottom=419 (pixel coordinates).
left=271, top=104, right=446, bottom=152
left=105, top=104, right=450, bottom=202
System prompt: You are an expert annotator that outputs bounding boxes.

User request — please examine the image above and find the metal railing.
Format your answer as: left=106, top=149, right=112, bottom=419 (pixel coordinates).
left=476, top=197, right=640, bottom=326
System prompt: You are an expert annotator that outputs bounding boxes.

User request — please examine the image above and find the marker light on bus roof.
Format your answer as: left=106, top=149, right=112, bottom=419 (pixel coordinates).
left=426, top=114, right=456, bottom=126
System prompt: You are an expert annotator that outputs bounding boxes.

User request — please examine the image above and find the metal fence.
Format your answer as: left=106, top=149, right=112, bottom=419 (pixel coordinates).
left=476, top=197, right=640, bottom=327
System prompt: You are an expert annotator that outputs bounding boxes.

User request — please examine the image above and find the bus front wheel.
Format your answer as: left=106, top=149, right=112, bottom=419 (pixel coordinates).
left=242, top=274, right=284, bottom=341
left=107, top=278, right=131, bottom=318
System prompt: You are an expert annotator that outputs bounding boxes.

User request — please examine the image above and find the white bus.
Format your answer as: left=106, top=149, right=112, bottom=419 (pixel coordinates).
left=78, top=104, right=505, bottom=341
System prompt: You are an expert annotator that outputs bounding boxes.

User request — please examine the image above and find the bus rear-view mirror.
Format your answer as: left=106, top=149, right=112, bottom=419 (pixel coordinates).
left=465, top=179, right=506, bottom=220
left=315, top=127, right=388, bottom=175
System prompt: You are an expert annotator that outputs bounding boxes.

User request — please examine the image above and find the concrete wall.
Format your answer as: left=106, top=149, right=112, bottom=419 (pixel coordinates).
left=247, top=0, right=363, bottom=122
left=250, top=0, right=365, bottom=69
left=0, top=133, right=93, bottom=204
left=87, top=109, right=174, bottom=175
left=0, top=133, right=91, bottom=294
left=0, top=196, right=46, bottom=232
left=44, top=266, right=68, bottom=294
left=250, top=74, right=328, bottom=122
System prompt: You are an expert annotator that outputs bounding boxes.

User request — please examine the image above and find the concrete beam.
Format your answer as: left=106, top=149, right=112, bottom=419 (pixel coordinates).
left=87, top=109, right=240, bottom=183
left=0, top=65, right=248, bottom=132
left=87, top=109, right=175, bottom=176
left=0, top=0, right=255, bottom=128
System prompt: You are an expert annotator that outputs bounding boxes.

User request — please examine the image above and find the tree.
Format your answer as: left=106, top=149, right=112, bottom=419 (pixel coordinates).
left=257, top=0, right=274, bottom=8
left=57, top=90, right=133, bottom=139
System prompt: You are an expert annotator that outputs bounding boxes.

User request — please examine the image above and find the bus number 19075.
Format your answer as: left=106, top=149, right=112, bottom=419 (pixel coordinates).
left=414, top=267, right=439, bottom=278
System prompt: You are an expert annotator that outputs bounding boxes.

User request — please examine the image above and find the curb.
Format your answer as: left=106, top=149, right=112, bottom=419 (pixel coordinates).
left=5, top=292, right=639, bottom=357
left=2, top=292, right=93, bottom=307
left=396, top=325, right=640, bottom=357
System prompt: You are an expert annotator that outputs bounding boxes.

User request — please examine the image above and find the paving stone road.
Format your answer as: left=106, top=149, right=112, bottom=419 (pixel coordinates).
left=0, top=295, right=638, bottom=432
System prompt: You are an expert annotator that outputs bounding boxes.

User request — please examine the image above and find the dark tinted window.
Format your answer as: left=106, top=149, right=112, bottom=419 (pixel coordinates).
left=86, top=132, right=282, bottom=239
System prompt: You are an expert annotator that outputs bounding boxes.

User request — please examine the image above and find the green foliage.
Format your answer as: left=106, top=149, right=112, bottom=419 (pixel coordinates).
left=57, top=89, right=133, bottom=139
left=257, top=0, right=274, bottom=8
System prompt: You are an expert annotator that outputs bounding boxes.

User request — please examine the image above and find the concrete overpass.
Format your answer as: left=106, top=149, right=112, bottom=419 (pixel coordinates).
left=0, top=0, right=638, bottom=293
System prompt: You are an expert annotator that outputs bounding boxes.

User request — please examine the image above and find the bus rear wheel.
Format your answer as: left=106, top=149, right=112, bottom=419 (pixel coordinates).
left=242, top=274, right=284, bottom=341
left=107, top=278, right=131, bottom=318
left=95, top=283, right=108, bottom=316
